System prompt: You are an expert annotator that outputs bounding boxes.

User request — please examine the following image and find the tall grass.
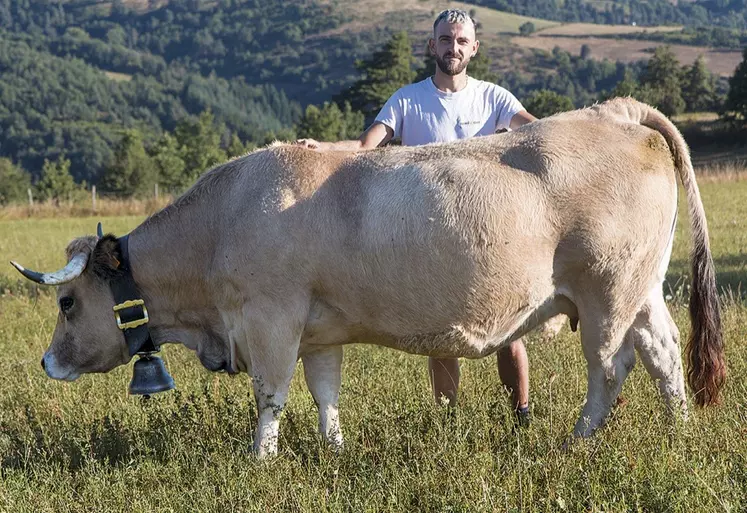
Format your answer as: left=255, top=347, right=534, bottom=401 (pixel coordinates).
left=694, top=162, right=747, bottom=183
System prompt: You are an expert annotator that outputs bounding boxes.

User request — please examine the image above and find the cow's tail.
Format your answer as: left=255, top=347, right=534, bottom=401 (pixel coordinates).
left=596, top=98, right=726, bottom=406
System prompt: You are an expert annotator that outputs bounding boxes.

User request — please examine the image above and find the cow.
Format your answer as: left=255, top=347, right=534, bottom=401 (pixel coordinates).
left=11, top=98, right=725, bottom=457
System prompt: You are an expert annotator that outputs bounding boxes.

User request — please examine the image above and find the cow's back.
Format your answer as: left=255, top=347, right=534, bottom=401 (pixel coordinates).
left=211, top=116, right=678, bottom=352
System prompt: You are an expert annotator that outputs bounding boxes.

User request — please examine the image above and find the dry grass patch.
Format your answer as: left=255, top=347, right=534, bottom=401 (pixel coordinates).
left=511, top=35, right=743, bottom=76
left=694, top=162, right=747, bottom=182
left=673, top=112, right=721, bottom=123
left=537, top=22, right=683, bottom=36
left=104, top=71, right=133, bottom=82
left=0, top=197, right=172, bottom=221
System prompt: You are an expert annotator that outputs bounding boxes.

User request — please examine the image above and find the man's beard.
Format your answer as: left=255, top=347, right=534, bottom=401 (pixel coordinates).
left=435, top=53, right=470, bottom=76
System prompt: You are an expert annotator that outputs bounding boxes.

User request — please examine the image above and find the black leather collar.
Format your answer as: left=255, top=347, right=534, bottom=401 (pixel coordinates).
left=111, top=235, right=157, bottom=356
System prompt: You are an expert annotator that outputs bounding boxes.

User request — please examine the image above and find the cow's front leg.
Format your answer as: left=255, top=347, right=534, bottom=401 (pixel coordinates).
left=301, top=346, right=343, bottom=449
left=247, top=307, right=305, bottom=458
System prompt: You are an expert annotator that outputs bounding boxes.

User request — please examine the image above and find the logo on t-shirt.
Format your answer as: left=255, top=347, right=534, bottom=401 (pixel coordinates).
left=457, top=119, right=481, bottom=126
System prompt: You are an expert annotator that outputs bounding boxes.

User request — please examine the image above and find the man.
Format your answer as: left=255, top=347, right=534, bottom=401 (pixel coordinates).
left=296, top=9, right=537, bottom=424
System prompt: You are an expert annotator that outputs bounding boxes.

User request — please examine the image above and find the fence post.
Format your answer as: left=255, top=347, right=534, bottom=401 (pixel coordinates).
left=27, top=188, right=33, bottom=206
left=92, top=185, right=97, bottom=213
left=154, top=183, right=159, bottom=200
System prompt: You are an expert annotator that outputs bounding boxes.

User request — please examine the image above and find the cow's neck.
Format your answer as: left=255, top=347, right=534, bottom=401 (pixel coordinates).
left=122, top=206, right=227, bottom=367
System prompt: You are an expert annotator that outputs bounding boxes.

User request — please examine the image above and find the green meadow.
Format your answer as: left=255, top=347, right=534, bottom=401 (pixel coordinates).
left=0, top=180, right=745, bottom=512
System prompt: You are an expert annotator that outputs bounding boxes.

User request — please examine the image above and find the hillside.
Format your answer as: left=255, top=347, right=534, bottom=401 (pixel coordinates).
left=511, top=35, right=742, bottom=76
left=321, top=0, right=743, bottom=76
left=0, top=0, right=744, bottom=185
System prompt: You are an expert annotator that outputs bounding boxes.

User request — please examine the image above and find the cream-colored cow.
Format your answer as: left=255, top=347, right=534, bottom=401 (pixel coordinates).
left=13, top=98, right=725, bottom=457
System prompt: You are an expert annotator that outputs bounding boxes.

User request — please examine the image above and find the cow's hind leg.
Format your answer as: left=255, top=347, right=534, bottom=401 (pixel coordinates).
left=627, top=290, right=687, bottom=417
left=301, top=346, right=344, bottom=449
left=574, top=305, right=637, bottom=438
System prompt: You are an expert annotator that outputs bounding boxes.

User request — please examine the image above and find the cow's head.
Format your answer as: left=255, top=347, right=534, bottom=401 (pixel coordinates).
left=12, top=232, right=133, bottom=380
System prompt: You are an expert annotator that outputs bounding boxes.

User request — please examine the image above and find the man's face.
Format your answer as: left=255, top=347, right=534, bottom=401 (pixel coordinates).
left=429, top=21, right=479, bottom=76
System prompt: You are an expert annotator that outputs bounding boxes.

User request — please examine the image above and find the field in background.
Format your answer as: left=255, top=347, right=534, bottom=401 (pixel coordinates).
left=509, top=35, right=742, bottom=76
left=0, top=197, right=172, bottom=222
left=536, top=23, right=684, bottom=36
left=450, top=1, right=560, bottom=34
left=0, top=178, right=745, bottom=511
left=313, top=0, right=742, bottom=76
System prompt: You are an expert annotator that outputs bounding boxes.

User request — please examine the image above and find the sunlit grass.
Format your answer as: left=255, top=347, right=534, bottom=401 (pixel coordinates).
left=0, top=179, right=745, bottom=511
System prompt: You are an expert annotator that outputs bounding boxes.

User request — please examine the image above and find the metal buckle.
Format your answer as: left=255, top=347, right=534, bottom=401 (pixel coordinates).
left=113, top=299, right=149, bottom=330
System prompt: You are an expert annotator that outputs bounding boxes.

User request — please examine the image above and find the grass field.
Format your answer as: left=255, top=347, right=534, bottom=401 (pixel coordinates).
left=535, top=23, right=683, bottom=36
left=509, top=35, right=743, bottom=76
left=0, top=179, right=746, bottom=511
left=314, top=0, right=743, bottom=77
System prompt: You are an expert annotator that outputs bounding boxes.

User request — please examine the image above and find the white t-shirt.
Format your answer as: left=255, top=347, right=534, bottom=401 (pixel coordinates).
left=374, top=76, right=525, bottom=146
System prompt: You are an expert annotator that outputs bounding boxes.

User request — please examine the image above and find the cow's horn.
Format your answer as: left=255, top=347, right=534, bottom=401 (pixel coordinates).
left=97, top=222, right=104, bottom=238
left=10, top=252, right=89, bottom=285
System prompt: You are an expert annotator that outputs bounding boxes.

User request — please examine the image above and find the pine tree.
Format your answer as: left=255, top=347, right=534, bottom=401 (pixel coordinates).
left=523, top=90, right=574, bottom=118
left=640, top=46, right=685, bottom=116
left=519, top=22, right=535, bottom=36
left=725, top=47, right=747, bottom=125
left=297, top=102, right=364, bottom=142
left=0, top=158, right=32, bottom=205
left=682, top=55, right=716, bottom=112
left=609, top=68, right=640, bottom=99
left=174, top=110, right=227, bottom=183
left=101, top=130, right=157, bottom=196
left=36, top=155, right=79, bottom=202
left=150, top=133, right=187, bottom=192
left=414, top=44, right=436, bottom=83
left=466, top=48, right=499, bottom=83
left=226, top=133, right=255, bottom=158
left=340, top=31, right=416, bottom=121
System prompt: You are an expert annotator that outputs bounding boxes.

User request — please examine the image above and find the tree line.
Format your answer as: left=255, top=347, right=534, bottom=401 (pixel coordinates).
left=461, top=0, right=747, bottom=30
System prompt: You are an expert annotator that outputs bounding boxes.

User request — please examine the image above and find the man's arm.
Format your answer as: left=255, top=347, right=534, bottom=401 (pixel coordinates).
left=509, top=110, right=537, bottom=130
left=295, top=122, right=394, bottom=151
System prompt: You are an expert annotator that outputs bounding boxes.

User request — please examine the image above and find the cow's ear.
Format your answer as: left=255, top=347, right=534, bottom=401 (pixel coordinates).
left=91, top=235, right=124, bottom=280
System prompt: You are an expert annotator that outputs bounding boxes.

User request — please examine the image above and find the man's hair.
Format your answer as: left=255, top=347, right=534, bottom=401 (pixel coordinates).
left=432, top=9, right=477, bottom=36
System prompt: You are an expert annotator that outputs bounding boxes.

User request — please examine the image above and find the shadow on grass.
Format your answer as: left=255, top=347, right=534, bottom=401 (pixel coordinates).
left=667, top=254, right=746, bottom=301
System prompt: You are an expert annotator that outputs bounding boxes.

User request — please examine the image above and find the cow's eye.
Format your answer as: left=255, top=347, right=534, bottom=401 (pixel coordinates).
left=59, top=296, right=75, bottom=314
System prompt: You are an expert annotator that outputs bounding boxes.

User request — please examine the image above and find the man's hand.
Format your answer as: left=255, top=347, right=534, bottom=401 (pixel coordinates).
left=295, top=138, right=322, bottom=150
left=294, top=123, right=393, bottom=152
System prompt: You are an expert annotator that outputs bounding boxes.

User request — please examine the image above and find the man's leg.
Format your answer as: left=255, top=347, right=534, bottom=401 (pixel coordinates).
left=428, top=357, right=460, bottom=406
left=497, top=338, right=531, bottom=426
